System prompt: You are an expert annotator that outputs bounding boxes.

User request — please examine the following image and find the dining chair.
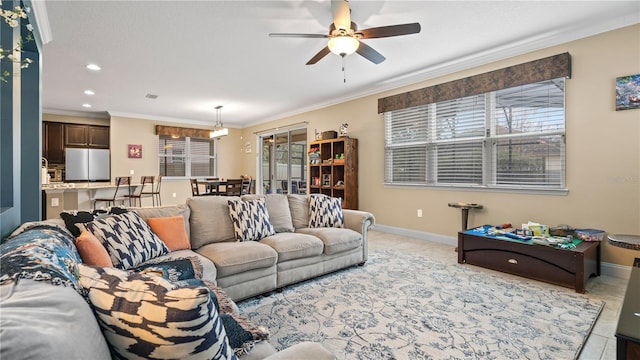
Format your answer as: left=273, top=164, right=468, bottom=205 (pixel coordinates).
left=225, top=179, right=243, bottom=196
left=190, top=178, right=201, bottom=196
left=93, top=176, right=132, bottom=209
left=241, top=178, right=252, bottom=195
left=298, top=180, right=307, bottom=194
left=290, top=180, right=299, bottom=195
left=205, top=177, right=220, bottom=195
left=125, top=176, right=155, bottom=207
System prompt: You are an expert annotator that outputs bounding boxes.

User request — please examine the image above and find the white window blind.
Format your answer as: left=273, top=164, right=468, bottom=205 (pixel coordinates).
left=384, top=78, right=566, bottom=191
left=158, top=135, right=217, bottom=178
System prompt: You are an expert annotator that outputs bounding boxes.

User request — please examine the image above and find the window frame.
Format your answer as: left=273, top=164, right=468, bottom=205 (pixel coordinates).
left=384, top=77, right=568, bottom=195
left=158, top=135, right=218, bottom=179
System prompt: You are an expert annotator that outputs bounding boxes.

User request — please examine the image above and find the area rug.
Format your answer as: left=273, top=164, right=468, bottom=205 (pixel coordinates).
left=238, top=250, right=604, bottom=360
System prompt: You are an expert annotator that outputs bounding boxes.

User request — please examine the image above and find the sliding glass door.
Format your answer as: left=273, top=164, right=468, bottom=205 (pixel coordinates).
left=259, top=127, right=307, bottom=195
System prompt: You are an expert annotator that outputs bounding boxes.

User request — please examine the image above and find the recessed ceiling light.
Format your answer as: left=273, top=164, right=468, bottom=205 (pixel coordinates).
left=82, top=103, right=92, bottom=108
left=84, top=90, right=95, bottom=95
left=86, top=64, right=101, bottom=71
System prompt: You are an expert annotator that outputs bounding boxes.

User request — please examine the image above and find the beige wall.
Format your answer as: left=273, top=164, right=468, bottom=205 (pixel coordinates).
left=108, top=115, right=245, bottom=206
left=240, top=25, right=640, bottom=267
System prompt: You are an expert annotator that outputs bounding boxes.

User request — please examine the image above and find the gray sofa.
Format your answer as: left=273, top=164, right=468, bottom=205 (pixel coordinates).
left=183, top=193, right=374, bottom=301
left=0, top=193, right=374, bottom=360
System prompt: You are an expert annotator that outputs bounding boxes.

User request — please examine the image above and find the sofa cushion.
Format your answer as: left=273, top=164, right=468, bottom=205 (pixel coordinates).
left=309, top=194, right=343, bottom=228
left=259, top=233, right=324, bottom=262
left=81, top=211, right=169, bottom=270
left=196, top=242, right=277, bottom=278
left=228, top=198, right=275, bottom=242
left=76, top=230, right=113, bottom=267
left=187, top=196, right=237, bottom=248
left=60, top=206, right=128, bottom=237
left=132, top=204, right=191, bottom=240
left=0, top=280, right=112, bottom=360
left=147, top=215, right=191, bottom=251
left=287, top=194, right=310, bottom=229
left=243, top=194, right=295, bottom=233
left=295, top=227, right=362, bottom=255
left=77, top=264, right=237, bottom=360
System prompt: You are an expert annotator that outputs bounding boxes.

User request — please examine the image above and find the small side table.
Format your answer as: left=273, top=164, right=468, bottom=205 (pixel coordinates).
left=608, top=234, right=640, bottom=251
left=448, top=202, right=483, bottom=231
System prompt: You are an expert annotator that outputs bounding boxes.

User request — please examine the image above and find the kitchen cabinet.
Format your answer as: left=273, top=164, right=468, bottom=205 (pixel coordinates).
left=308, top=137, right=358, bottom=209
left=64, top=124, right=109, bottom=148
left=43, top=122, right=65, bottom=164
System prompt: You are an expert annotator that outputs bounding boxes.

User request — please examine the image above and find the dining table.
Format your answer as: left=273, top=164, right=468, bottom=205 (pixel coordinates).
left=197, top=179, right=227, bottom=195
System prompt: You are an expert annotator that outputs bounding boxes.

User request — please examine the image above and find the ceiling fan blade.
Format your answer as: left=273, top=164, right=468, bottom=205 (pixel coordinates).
left=358, top=23, right=421, bottom=39
left=331, top=0, right=351, bottom=31
left=269, top=33, right=328, bottom=39
left=356, top=42, right=385, bottom=64
left=306, top=46, right=331, bottom=65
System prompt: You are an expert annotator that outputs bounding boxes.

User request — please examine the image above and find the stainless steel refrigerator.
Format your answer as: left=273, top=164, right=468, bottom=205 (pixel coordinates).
left=65, top=148, right=111, bottom=181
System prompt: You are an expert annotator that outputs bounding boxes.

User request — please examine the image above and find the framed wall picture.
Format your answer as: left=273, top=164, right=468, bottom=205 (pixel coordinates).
left=128, top=144, right=142, bottom=158
left=616, top=74, right=640, bottom=111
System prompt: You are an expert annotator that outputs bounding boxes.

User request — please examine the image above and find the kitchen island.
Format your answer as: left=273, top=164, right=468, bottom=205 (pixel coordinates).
left=41, top=182, right=140, bottom=219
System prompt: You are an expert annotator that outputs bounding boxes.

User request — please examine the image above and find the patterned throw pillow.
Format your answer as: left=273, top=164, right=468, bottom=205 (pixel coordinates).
left=60, top=207, right=128, bottom=237
left=309, top=194, right=344, bottom=228
left=227, top=198, right=275, bottom=242
left=81, top=211, right=169, bottom=270
left=77, top=264, right=237, bottom=360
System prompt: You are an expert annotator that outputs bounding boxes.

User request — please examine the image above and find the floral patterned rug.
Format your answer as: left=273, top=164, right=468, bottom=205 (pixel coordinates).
left=238, top=250, right=604, bottom=360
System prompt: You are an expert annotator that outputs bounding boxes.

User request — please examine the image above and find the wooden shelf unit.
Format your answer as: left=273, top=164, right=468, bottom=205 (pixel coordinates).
left=308, top=137, right=358, bottom=209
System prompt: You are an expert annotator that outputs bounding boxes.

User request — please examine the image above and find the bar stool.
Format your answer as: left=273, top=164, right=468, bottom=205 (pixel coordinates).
left=93, top=176, right=132, bottom=209
left=148, top=175, right=162, bottom=206
left=126, top=176, right=155, bottom=207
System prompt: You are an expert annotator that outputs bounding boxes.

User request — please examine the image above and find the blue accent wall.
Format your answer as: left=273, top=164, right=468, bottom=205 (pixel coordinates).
left=0, top=0, right=42, bottom=240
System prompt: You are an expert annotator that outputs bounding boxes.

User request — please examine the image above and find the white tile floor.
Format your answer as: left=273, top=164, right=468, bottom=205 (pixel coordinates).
left=367, top=230, right=627, bottom=360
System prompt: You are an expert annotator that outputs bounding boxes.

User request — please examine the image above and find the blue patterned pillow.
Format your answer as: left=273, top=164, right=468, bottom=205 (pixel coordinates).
left=227, top=198, right=275, bottom=241
left=77, top=264, right=237, bottom=360
left=81, top=211, right=169, bottom=270
left=309, top=194, right=344, bottom=228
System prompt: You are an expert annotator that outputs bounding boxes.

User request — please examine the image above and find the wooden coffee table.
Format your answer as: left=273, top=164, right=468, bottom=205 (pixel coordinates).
left=458, top=231, right=600, bottom=293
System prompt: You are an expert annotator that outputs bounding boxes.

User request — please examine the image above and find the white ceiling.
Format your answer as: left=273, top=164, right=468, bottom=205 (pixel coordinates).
left=40, top=1, right=639, bottom=128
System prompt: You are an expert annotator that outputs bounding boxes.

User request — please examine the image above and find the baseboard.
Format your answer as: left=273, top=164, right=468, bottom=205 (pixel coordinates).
left=373, top=224, right=631, bottom=280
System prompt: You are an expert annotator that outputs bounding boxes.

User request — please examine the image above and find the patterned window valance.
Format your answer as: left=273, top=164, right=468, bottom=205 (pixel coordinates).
left=378, top=52, right=571, bottom=114
left=155, top=125, right=212, bottom=139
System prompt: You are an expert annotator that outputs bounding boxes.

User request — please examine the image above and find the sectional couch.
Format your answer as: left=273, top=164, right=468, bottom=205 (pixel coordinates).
left=0, top=193, right=375, bottom=359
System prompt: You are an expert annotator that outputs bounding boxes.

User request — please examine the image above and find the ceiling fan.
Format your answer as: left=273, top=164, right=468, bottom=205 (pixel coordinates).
left=269, top=0, right=421, bottom=65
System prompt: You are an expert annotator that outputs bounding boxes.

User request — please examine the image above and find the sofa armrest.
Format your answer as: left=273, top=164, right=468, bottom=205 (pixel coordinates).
left=342, top=209, right=375, bottom=263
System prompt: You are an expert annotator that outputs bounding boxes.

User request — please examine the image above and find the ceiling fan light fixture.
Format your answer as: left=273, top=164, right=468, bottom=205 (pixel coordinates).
left=328, top=36, right=359, bottom=56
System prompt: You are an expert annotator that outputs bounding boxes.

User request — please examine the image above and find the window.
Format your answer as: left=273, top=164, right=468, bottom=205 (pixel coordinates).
left=158, top=135, right=217, bottom=178
left=384, top=78, right=566, bottom=191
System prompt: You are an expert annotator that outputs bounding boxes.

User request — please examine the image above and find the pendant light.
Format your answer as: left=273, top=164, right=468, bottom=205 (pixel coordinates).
left=210, top=105, right=229, bottom=138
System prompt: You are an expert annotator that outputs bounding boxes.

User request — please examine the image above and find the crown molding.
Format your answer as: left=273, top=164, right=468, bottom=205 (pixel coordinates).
left=26, top=0, right=52, bottom=46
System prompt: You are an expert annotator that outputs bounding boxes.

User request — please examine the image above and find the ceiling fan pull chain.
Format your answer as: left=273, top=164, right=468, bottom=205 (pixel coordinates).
left=342, top=55, right=347, bottom=83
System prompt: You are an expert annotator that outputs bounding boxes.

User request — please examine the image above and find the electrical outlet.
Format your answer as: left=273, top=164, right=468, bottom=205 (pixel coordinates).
left=417, top=209, right=423, bottom=218
left=172, top=193, right=177, bottom=198
left=51, top=198, right=59, bottom=207
left=130, top=169, right=134, bottom=175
